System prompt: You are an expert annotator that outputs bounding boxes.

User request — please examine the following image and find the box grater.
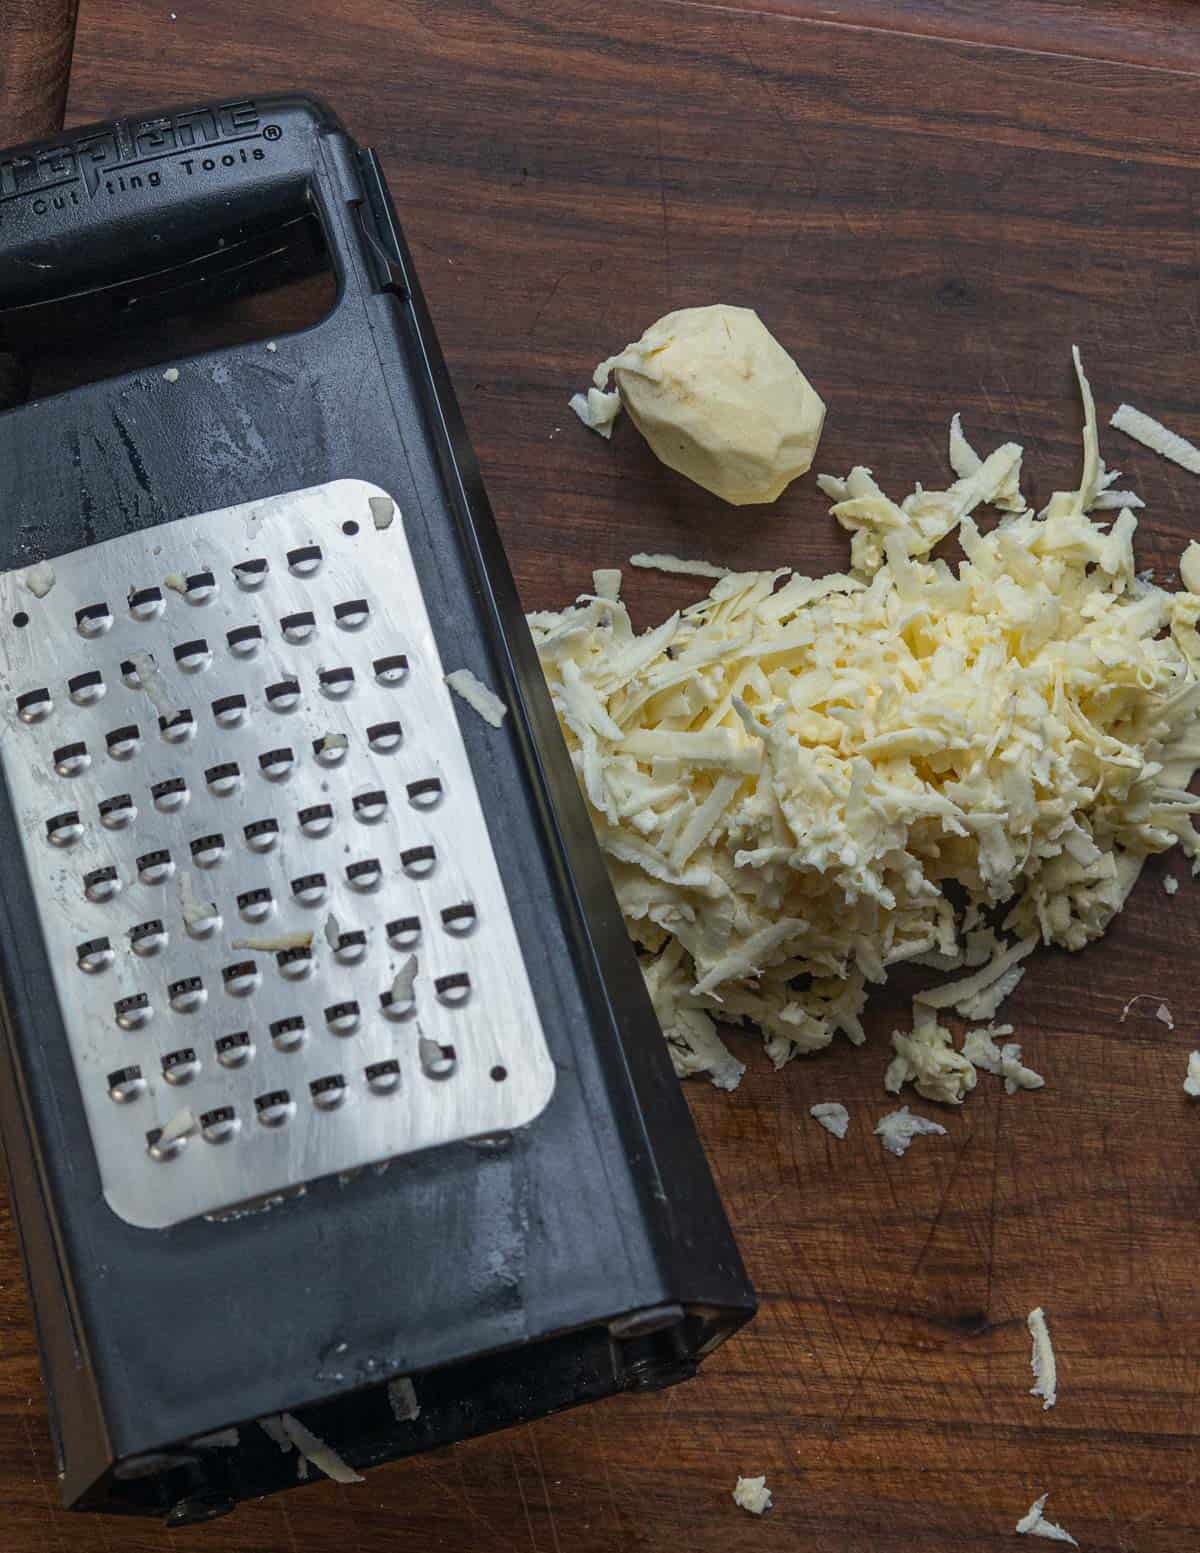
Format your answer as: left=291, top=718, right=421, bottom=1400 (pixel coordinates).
left=0, top=96, right=754, bottom=1522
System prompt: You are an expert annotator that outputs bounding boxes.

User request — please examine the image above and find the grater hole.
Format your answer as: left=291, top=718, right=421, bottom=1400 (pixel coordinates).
left=269, top=1016, right=306, bottom=1053
left=346, top=857, right=382, bottom=892
left=105, top=724, right=141, bottom=761
left=280, top=609, right=316, bottom=644
left=236, top=886, right=274, bottom=922
left=265, top=678, right=301, bottom=712
left=68, top=669, right=105, bottom=706
left=324, top=1001, right=360, bottom=1036
left=75, top=601, right=112, bottom=637
left=206, top=760, right=242, bottom=797
left=341, top=519, right=360, bottom=537
left=313, top=732, right=348, bottom=766
left=366, top=719, right=402, bottom=753
left=222, top=960, right=260, bottom=997
left=259, top=746, right=296, bottom=781
left=277, top=944, right=315, bottom=980
left=386, top=915, right=420, bottom=949
left=298, top=802, right=334, bottom=837
left=226, top=623, right=263, bottom=656
left=233, top=557, right=269, bottom=589
left=418, top=1037, right=456, bottom=1080
left=311, top=1073, right=348, bottom=1109
left=150, top=775, right=189, bottom=813
left=490, top=1065, right=508, bottom=1083
left=168, top=975, right=206, bottom=1013
left=159, top=708, right=196, bottom=743
left=352, top=789, right=387, bottom=823
left=243, top=815, right=280, bottom=851
left=215, top=1030, right=253, bottom=1068
left=407, top=777, right=443, bottom=809
left=212, top=693, right=248, bottom=728
left=379, top=983, right=416, bottom=1020
left=174, top=638, right=212, bottom=672
left=200, top=1105, right=239, bottom=1143
left=401, top=844, right=436, bottom=878
left=373, top=654, right=409, bottom=686
left=146, top=1126, right=189, bottom=1161
left=286, top=544, right=322, bottom=577
left=115, top=991, right=152, bottom=1029
left=129, top=918, right=167, bottom=957
left=254, top=1089, right=294, bottom=1127
left=53, top=740, right=90, bottom=777
left=136, top=847, right=174, bottom=885
left=99, top=792, right=136, bottom=829
left=76, top=936, right=114, bottom=974
left=292, top=871, right=328, bottom=906
left=190, top=832, right=226, bottom=868
left=16, top=687, right=52, bottom=723
left=364, top=1059, right=400, bottom=1094
left=46, top=809, right=83, bottom=846
left=441, top=902, right=478, bottom=936
left=332, top=927, right=367, bottom=963
left=435, top=972, right=471, bottom=1006
left=127, top=585, right=164, bottom=621
left=318, top=665, right=355, bottom=698
left=107, top=1064, right=145, bottom=1103
left=83, top=864, right=121, bottom=903
left=183, top=570, right=217, bottom=605
left=333, top=598, right=369, bottom=630
left=182, top=897, right=221, bottom=938
left=162, top=1047, right=199, bottom=1085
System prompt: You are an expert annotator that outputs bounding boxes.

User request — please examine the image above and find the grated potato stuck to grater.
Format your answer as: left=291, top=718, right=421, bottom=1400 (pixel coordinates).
left=0, top=96, right=753, bottom=1524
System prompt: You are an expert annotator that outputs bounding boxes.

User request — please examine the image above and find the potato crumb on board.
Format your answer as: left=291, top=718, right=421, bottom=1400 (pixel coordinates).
left=1027, top=1307, right=1057, bottom=1410
left=1016, top=1493, right=1078, bottom=1546
left=1185, top=1052, right=1200, bottom=1098
left=732, top=1475, right=772, bottom=1515
left=446, top=668, right=508, bottom=727
left=809, top=1101, right=849, bottom=1139
left=874, top=1106, right=947, bottom=1157
left=963, top=1026, right=1044, bottom=1095
left=1156, top=1002, right=1175, bottom=1030
left=532, top=349, right=1200, bottom=1096
left=266, top=1412, right=364, bottom=1485
left=569, top=385, right=622, bottom=439
left=1164, top=874, right=1180, bottom=895
left=1111, top=402, right=1200, bottom=476
left=629, top=552, right=730, bottom=579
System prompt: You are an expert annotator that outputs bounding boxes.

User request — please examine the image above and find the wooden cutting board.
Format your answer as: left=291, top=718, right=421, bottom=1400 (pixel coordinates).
left=4, top=3, right=1200, bottom=1549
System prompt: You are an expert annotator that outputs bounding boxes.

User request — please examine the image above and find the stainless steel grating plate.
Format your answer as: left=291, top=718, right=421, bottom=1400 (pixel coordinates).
left=0, top=479, right=555, bottom=1229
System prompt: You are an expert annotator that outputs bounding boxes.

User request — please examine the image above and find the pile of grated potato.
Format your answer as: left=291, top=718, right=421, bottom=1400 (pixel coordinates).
left=531, top=351, right=1200, bottom=1099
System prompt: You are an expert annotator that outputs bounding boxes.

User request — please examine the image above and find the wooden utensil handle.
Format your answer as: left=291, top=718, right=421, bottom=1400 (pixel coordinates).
left=0, top=0, right=81, bottom=146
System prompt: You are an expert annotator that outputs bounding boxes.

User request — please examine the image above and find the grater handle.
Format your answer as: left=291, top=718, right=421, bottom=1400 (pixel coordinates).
left=0, top=95, right=369, bottom=322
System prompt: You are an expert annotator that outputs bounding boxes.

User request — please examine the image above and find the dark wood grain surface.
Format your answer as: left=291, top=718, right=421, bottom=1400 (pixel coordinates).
left=2, top=1, right=1200, bottom=1548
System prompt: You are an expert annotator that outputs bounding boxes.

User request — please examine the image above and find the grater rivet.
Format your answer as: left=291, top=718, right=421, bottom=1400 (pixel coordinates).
left=107, top=1064, right=145, bottom=1102
left=16, top=687, right=52, bottom=723
left=232, top=557, right=268, bottom=590
left=280, top=610, right=316, bottom=645
left=105, top=725, right=141, bottom=761
left=46, top=809, right=83, bottom=846
left=286, top=544, right=322, bottom=577
left=373, top=653, right=409, bottom=686
left=162, top=1048, right=200, bottom=1085
left=68, top=669, right=106, bottom=706
left=53, top=740, right=90, bottom=777
left=114, top=992, right=152, bottom=1030
left=310, top=1075, right=348, bottom=1109
left=215, top=1031, right=253, bottom=1068
left=226, top=624, right=263, bottom=657
left=76, top=937, right=114, bottom=974
left=127, top=585, right=165, bottom=622
left=333, top=599, right=369, bottom=631
left=269, top=1016, right=306, bottom=1052
left=200, top=1106, right=239, bottom=1143
left=83, top=865, right=121, bottom=903
left=255, top=1089, right=295, bottom=1127
left=364, top=1059, right=400, bottom=1094
left=99, top=792, right=136, bottom=829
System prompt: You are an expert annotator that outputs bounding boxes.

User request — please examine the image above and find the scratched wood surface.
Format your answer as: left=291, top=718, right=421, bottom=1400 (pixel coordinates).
left=1, top=1, right=1199, bottom=1548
